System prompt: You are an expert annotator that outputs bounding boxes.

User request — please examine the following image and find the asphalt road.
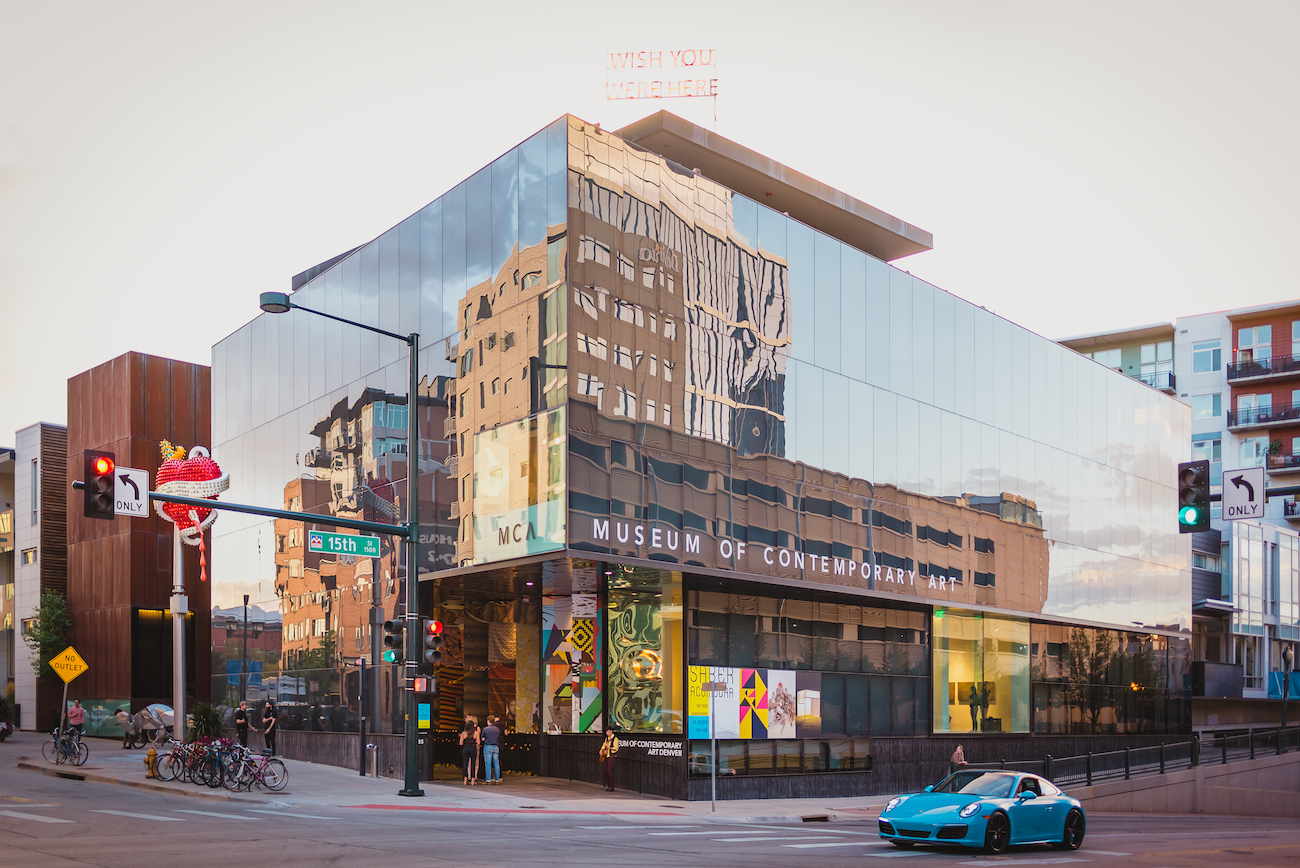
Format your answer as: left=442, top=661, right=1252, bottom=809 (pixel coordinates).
left=4, top=763, right=1300, bottom=868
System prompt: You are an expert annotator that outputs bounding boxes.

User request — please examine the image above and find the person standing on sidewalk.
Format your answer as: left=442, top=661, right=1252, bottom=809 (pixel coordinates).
left=66, top=700, right=85, bottom=740
left=482, top=715, right=502, bottom=784
left=600, top=728, right=620, bottom=792
left=233, top=700, right=258, bottom=748
left=459, top=714, right=479, bottom=785
left=261, top=699, right=278, bottom=755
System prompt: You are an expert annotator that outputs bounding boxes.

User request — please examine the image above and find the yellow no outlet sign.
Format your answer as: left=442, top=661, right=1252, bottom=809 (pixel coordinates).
left=50, top=645, right=89, bottom=684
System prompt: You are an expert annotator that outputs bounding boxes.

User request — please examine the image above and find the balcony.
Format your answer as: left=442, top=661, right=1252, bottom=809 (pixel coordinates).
left=1268, top=453, right=1300, bottom=475
left=1286, top=499, right=1300, bottom=522
left=448, top=501, right=461, bottom=520
left=303, top=447, right=329, bottom=468
left=443, top=415, right=457, bottom=439
left=1136, top=369, right=1176, bottom=393
left=1226, top=401, right=1300, bottom=431
left=1227, top=353, right=1300, bottom=383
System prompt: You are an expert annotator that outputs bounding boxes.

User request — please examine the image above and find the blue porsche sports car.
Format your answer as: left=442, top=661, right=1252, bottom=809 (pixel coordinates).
left=878, top=769, right=1085, bottom=854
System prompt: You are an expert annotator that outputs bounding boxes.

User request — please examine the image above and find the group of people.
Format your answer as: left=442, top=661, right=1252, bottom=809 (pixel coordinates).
left=231, top=699, right=279, bottom=754
left=459, top=714, right=504, bottom=784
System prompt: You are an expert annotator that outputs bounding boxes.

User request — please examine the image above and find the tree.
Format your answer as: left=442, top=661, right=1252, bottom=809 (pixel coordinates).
left=22, top=590, right=72, bottom=679
left=1063, top=628, right=1114, bottom=733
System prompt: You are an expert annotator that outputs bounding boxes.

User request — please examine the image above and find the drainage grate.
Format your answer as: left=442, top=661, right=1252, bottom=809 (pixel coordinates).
left=660, top=805, right=685, bottom=809
left=801, top=815, right=830, bottom=822
left=519, top=805, right=545, bottom=809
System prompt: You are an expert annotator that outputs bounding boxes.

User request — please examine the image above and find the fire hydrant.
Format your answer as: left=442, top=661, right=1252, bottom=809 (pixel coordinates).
left=144, top=746, right=158, bottom=778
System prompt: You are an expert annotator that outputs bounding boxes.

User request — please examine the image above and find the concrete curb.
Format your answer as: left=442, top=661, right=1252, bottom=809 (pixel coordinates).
left=16, top=760, right=263, bottom=804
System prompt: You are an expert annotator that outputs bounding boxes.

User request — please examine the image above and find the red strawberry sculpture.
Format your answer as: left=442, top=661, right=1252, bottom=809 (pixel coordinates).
left=154, top=441, right=230, bottom=581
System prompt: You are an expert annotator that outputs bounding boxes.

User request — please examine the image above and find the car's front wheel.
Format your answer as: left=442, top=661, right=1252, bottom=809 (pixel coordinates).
left=983, top=811, right=1010, bottom=854
left=1054, top=809, right=1085, bottom=850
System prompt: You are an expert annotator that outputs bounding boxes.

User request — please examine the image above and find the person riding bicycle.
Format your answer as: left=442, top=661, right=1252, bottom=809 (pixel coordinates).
left=66, top=700, right=85, bottom=740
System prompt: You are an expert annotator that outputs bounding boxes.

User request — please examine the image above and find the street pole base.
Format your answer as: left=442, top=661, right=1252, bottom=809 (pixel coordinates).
left=397, top=788, right=425, bottom=797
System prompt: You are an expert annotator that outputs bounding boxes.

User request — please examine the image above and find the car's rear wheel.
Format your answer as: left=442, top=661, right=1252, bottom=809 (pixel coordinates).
left=890, top=841, right=914, bottom=849
left=1055, top=809, right=1085, bottom=850
left=984, top=811, right=1010, bottom=854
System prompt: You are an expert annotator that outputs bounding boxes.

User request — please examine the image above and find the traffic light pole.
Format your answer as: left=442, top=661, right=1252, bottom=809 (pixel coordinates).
left=399, top=332, right=424, bottom=797
left=171, top=526, right=186, bottom=748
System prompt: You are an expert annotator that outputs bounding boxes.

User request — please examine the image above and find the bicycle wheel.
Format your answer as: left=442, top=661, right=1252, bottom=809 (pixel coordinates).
left=204, top=755, right=223, bottom=788
left=55, top=740, right=70, bottom=765
left=261, top=759, right=288, bottom=791
left=155, top=752, right=179, bottom=782
left=222, top=758, right=246, bottom=791
left=73, top=742, right=89, bottom=766
left=41, top=739, right=58, bottom=764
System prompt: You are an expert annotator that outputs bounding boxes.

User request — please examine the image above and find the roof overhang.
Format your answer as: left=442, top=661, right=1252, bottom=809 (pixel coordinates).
left=1193, top=598, right=1239, bottom=617
left=1057, top=322, right=1176, bottom=352
left=615, top=111, right=933, bottom=263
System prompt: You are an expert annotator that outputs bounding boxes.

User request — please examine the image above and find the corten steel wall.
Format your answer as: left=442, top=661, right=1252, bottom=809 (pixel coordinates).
left=33, top=424, right=68, bottom=728
left=65, top=352, right=212, bottom=710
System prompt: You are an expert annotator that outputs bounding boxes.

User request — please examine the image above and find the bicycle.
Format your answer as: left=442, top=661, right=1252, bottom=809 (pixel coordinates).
left=223, top=746, right=287, bottom=791
left=41, top=728, right=88, bottom=766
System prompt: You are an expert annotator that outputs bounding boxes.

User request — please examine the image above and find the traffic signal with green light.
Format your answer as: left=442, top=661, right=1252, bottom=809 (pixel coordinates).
left=1178, top=460, right=1210, bottom=533
left=382, top=618, right=405, bottom=664
left=422, top=618, right=443, bottom=667
left=84, top=451, right=117, bottom=520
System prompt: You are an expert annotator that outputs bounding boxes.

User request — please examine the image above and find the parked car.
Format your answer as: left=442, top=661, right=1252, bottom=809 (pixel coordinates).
left=878, top=769, right=1085, bottom=854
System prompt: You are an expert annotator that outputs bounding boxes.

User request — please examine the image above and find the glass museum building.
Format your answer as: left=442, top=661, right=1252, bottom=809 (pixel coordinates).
left=210, top=113, right=1192, bottom=799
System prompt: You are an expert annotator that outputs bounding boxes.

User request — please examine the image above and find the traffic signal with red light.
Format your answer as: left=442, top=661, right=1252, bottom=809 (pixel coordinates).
left=382, top=618, right=404, bottom=664
left=84, top=451, right=116, bottom=520
left=1178, top=460, right=1210, bottom=533
left=422, top=618, right=443, bottom=666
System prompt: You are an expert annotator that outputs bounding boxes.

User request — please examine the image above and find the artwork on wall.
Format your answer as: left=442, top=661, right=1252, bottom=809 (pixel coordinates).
left=542, top=594, right=603, bottom=733
left=689, top=665, right=799, bottom=739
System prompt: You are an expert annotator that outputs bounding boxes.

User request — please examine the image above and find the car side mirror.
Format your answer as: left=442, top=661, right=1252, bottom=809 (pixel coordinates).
left=1018, top=790, right=1037, bottom=800
left=924, top=785, right=934, bottom=792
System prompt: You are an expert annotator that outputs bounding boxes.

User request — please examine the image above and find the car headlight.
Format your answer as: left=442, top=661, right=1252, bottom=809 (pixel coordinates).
left=885, top=797, right=904, bottom=812
left=959, top=802, right=981, bottom=818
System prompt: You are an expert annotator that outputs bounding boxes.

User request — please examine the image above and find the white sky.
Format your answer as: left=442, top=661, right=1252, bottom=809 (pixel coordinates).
left=3, top=1, right=1297, bottom=444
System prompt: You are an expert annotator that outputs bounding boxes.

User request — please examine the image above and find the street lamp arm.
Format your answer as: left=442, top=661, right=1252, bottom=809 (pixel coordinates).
left=290, top=302, right=412, bottom=344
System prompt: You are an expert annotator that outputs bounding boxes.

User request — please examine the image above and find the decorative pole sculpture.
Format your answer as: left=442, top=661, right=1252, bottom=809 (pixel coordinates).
left=154, top=441, right=230, bottom=744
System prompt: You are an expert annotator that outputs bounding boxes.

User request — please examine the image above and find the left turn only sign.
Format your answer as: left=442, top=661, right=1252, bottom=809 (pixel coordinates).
left=115, top=466, right=149, bottom=517
left=50, top=645, right=89, bottom=684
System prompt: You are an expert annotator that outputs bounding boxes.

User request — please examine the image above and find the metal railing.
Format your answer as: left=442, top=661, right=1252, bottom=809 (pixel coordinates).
left=955, top=724, right=1300, bottom=788
left=1270, top=454, right=1300, bottom=472
left=1227, top=401, right=1300, bottom=428
left=1136, top=370, right=1175, bottom=391
left=1228, top=353, right=1300, bottom=381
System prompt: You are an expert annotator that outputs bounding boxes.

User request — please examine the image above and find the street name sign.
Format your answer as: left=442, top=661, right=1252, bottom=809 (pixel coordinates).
left=50, top=645, right=89, bottom=684
left=1222, top=466, right=1265, bottom=521
left=308, top=530, right=381, bottom=557
left=115, top=467, right=150, bottom=517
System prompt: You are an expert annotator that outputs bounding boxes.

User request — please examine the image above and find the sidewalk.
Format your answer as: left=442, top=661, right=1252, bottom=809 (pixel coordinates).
left=4, top=730, right=889, bottom=823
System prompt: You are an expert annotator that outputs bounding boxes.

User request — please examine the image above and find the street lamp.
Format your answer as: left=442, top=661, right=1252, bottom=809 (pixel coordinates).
left=259, top=290, right=424, bottom=797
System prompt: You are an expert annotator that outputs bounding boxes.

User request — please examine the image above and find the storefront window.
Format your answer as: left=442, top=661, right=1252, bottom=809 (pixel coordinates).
left=932, top=609, right=1029, bottom=733
left=607, top=564, right=683, bottom=734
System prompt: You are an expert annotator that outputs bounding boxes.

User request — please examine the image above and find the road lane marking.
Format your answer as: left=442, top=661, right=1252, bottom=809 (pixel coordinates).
left=173, top=809, right=264, bottom=820
left=1084, top=851, right=1130, bottom=856
left=245, top=808, right=335, bottom=820
left=714, top=835, right=844, bottom=842
left=866, top=853, right=924, bottom=858
left=784, top=841, right=873, bottom=848
left=0, top=810, right=74, bottom=824
left=957, top=859, right=1088, bottom=866
left=581, top=824, right=705, bottom=829
left=649, top=830, right=775, bottom=836
left=0, top=804, right=58, bottom=808
left=91, top=810, right=185, bottom=822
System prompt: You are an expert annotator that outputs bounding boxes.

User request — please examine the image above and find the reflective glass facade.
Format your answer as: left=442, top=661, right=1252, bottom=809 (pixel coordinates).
left=210, top=114, right=1190, bottom=754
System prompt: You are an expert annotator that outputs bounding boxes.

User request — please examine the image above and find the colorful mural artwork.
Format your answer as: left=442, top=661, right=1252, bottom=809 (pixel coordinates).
left=542, top=594, right=603, bottom=732
left=689, top=665, right=803, bottom=739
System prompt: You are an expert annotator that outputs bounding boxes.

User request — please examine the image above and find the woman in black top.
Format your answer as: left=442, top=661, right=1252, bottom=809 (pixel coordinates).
left=262, top=700, right=278, bottom=755
left=459, top=716, right=479, bottom=785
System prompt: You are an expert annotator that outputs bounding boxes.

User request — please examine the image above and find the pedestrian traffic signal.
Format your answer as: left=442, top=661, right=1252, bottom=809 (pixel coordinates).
left=84, top=451, right=117, bottom=520
left=413, top=675, right=437, bottom=694
left=421, top=618, right=443, bottom=666
left=382, top=618, right=405, bottom=664
left=1178, top=459, right=1210, bottom=533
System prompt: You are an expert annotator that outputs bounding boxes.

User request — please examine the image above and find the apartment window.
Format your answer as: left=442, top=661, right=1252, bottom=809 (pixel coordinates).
left=1240, top=435, right=1269, bottom=468
left=576, top=333, right=607, bottom=360
left=20, top=548, right=36, bottom=566
left=645, top=400, right=656, bottom=421
left=1090, top=348, right=1121, bottom=371
left=662, top=404, right=672, bottom=427
left=289, top=558, right=303, bottom=578
left=649, top=355, right=658, bottom=376
left=577, top=374, right=604, bottom=409
left=613, top=345, right=634, bottom=370
left=1192, top=436, right=1222, bottom=463
left=1237, top=325, right=1272, bottom=364
left=663, top=318, right=677, bottom=341
left=1192, top=340, right=1221, bottom=373
left=487, top=333, right=496, bottom=351
left=30, top=459, right=37, bottom=526
left=613, top=386, right=637, bottom=418
left=459, top=392, right=468, bottom=418
left=491, top=378, right=499, bottom=395
left=504, top=378, right=512, bottom=394
left=1237, top=393, right=1271, bottom=425
left=1193, top=552, right=1222, bottom=572
left=1293, top=321, right=1300, bottom=358
left=1191, top=394, right=1221, bottom=419
left=523, top=271, right=542, bottom=289
left=1140, top=341, right=1172, bottom=385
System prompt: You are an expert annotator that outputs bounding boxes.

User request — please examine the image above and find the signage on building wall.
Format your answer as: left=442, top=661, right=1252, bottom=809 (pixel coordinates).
left=605, top=48, right=718, bottom=101
left=474, top=502, right=565, bottom=564
left=689, top=665, right=822, bottom=740
left=308, top=530, right=381, bottom=558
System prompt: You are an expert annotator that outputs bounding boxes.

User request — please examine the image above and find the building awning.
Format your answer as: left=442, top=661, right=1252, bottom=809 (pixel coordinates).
left=1193, top=598, right=1239, bottom=616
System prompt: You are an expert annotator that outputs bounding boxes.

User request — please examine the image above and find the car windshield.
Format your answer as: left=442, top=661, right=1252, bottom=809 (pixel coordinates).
left=931, top=772, right=1015, bottom=797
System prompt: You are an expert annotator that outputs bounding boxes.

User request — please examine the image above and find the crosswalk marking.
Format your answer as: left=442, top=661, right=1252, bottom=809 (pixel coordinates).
left=91, top=810, right=185, bottom=822
left=245, top=808, right=335, bottom=820
left=714, top=835, right=843, bottom=842
left=649, top=830, right=774, bottom=836
left=0, top=810, right=74, bottom=824
left=173, top=809, right=263, bottom=820
left=1084, top=852, right=1130, bottom=857
left=579, top=824, right=705, bottom=830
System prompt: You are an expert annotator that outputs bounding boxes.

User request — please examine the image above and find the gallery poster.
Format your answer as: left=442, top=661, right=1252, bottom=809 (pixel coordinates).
left=689, top=665, right=800, bottom=740
left=795, top=671, right=823, bottom=738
